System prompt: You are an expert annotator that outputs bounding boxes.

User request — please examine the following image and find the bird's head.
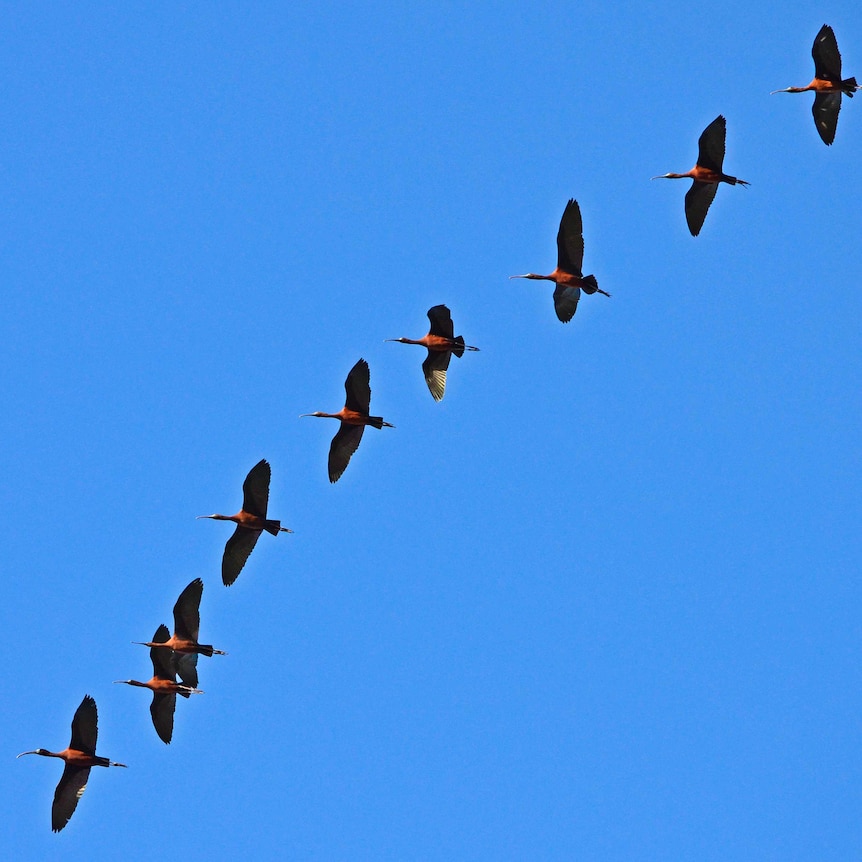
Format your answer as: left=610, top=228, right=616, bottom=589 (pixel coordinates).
left=17, top=749, right=50, bottom=758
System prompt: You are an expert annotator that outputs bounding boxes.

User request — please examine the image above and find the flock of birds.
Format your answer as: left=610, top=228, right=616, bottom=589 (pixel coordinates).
left=16, top=23, right=858, bottom=833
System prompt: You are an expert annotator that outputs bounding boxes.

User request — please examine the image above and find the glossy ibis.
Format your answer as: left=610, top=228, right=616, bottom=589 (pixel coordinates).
left=18, top=695, right=126, bottom=832
left=652, top=115, right=749, bottom=236
left=386, top=305, right=479, bottom=401
left=301, top=358, right=393, bottom=483
left=198, top=459, right=293, bottom=586
left=115, top=624, right=203, bottom=744
left=134, top=578, right=225, bottom=689
left=510, top=199, right=609, bottom=323
left=771, top=24, right=859, bottom=145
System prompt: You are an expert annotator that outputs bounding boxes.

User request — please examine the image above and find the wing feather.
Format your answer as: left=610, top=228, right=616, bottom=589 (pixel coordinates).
left=150, top=693, right=176, bottom=744
left=556, top=199, right=584, bottom=275
left=328, top=423, right=365, bottom=483
left=69, top=695, right=98, bottom=756
left=422, top=350, right=452, bottom=401
left=684, top=181, right=718, bottom=236
left=344, top=359, right=371, bottom=414
left=812, top=91, right=841, bottom=145
left=173, top=579, right=202, bottom=642
left=222, top=525, right=261, bottom=586
left=52, top=765, right=90, bottom=832
left=696, top=116, right=726, bottom=173
left=426, top=305, right=454, bottom=339
left=241, top=459, right=270, bottom=518
left=553, top=285, right=581, bottom=323
left=812, top=24, right=842, bottom=81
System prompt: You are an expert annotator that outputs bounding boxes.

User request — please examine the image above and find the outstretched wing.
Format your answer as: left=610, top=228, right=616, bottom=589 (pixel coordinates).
left=52, top=765, right=90, bottom=832
left=426, top=305, right=455, bottom=339
left=222, top=525, right=262, bottom=586
left=556, top=199, right=584, bottom=276
left=150, top=693, right=176, bottom=745
left=553, top=284, right=581, bottom=323
left=696, top=115, right=726, bottom=173
left=422, top=350, right=452, bottom=401
left=328, top=423, right=365, bottom=483
left=684, top=181, right=718, bottom=236
left=812, top=24, right=842, bottom=82
left=344, top=358, right=371, bottom=414
left=173, top=579, right=203, bottom=642
left=812, top=91, right=841, bottom=145
left=241, top=459, right=270, bottom=518
left=173, top=653, right=199, bottom=689
left=69, top=695, right=98, bottom=756
left=150, top=624, right=175, bottom=681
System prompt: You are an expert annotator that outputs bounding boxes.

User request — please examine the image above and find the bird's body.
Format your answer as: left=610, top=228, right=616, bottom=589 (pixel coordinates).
left=116, top=624, right=203, bottom=744
left=652, top=115, right=749, bottom=236
left=301, top=358, right=393, bottom=482
left=198, top=459, right=292, bottom=586
left=510, top=199, right=609, bottom=323
left=134, top=578, right=225, bottom=689
left=386, top=305, right=479, bottom=401
left=18, top=695, right=126, bottom=832
left=771, top=24, right=859, bottom=145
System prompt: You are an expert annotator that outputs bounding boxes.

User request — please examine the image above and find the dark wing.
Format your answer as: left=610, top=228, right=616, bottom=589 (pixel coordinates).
left=150, top=693, right=176, bottom=745
left=422, top=349, right=452, bottom=401
left=150, top=624, right=175, bottom=680
left=173, top=653, right=199, bottom=689
left=344, top=358, right=371, bottom=414
left=241, top=459, right=270, bottom=518
left=556, top=198, right=584, bottom=276
left=328, top=423, right=365, bottom=483
left=812, top=91, right=841, bottom=145
left=684, top=181, right=719, bottom=236
left=52, top=764, right=90, bottom=832
left=69, top=695, right=98, bottom=756
left=222, top=524, right=261, bottom=586
left=426, top=305, right=454, bottom=339
left=696, top=115, right=726, bottom=173
left=173, top=579, right=203, bottom=642
left=553, top=284, right=581, bottom=323
left=812, top=24, right=842, bottom=81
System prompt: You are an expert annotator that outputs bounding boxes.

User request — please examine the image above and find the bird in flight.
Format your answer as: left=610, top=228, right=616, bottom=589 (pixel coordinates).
left=301, top=359, right=394, bottom=483
left=652, top=115, right=749, bottom=236
left=198, top=459, right=293, bottom=586
left=386, top=305, right=479, bottom=401
left=771, top=24, right=859, bottom=145
left=510, top=199, right=609, bottom=323
left=18, top=695, right=126, bottom=832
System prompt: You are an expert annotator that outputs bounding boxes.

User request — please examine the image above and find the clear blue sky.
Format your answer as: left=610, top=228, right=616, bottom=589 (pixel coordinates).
left=4, top=3, right=861, bottom=860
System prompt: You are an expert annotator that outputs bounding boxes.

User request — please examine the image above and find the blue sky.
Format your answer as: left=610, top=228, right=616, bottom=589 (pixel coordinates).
left=3, top=3, right=861, bottom=860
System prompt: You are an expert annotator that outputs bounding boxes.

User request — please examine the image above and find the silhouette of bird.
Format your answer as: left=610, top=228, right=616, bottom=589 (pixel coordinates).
left=198, top=459, right=293, bottom=586
left=301, top=358, right=393, bottom=482
left=115, top=624, right=203, bottom=744
left=771, top=24, right=859, bottom=145
left=652, top=115, right=749, bottom=236
left=510, top=199, right=609, bottom=323
left=386, top=305, right=479, bottom=401
left=134, top=578, right=225, bottom=689
left=18, top=695, right=126, bottom=832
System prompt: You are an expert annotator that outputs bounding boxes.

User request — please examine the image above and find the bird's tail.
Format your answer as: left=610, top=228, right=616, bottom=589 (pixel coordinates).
left=198, top=644, right=227, bottom=657
left=843, top=77, right=858, bottom=96
left=581, top=275, right=611, bottom=297
left=264, top=519, right=282, bottom=536
left=368, top=415, right=395, bottom=429
left=452, top=336, right=465, bottom=358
